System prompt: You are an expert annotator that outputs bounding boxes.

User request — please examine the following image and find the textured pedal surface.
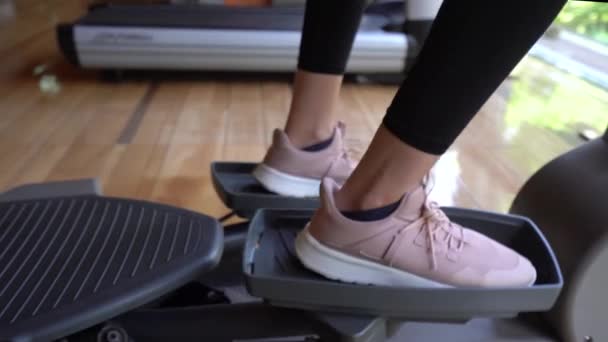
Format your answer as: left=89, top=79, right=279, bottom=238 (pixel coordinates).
left=244, top=209, right=563, bottom=322
left=0, top=196, right=222, bottom=341
left=211, top=162, right=318, bottom=218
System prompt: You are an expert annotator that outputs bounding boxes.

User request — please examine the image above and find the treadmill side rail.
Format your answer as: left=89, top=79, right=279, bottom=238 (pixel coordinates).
left=57, top=24, right=80, bottom=66
left=68, top=25, right=407, bottom=73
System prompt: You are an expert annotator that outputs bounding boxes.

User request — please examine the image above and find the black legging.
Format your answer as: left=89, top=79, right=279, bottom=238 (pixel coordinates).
left=298, top=0, right=567, bottom=155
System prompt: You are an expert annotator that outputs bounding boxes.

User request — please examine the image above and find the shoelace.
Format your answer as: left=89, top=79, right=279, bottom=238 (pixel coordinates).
left=420, top=201, right=466, bottom=270
left=389, top=200, right=466, bottom=271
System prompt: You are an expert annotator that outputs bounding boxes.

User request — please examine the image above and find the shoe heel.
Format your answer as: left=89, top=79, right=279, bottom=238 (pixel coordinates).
left=253, top=164, right=320, bottom=198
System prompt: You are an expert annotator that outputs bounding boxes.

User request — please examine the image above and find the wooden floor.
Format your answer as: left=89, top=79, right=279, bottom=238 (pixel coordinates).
left=0, top=0, right=582, bottom=216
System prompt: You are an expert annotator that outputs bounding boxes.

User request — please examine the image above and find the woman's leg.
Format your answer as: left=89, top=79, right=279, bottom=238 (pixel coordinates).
left=297, top=0, right=567, bottom=288
left=254, top=0, right=365, bottom=197
left=337, top=0, right=568, bottom=211
left=284, top=0, right=366, bottom=148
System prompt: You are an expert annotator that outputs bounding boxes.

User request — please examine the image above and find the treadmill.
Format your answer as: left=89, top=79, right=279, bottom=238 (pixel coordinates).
left=56, top=2, right=421, bottom=76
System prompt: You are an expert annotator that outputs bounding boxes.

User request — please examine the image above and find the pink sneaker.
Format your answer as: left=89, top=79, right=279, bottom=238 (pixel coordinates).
left=253, top=122, right=355, bottom=197
left=295, top=179, right=537, bottom=288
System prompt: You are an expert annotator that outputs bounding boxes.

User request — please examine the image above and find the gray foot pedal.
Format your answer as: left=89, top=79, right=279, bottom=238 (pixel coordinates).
left=211, top=162, right=318, bottom=218
left=0, top=179, right=102, bottom=202
left=244, top=208, right=563, bottom=322
left=0, top=190, right=223, bottom=341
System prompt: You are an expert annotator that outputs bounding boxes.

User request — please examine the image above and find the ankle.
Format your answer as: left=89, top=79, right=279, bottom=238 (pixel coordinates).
left=285, top=126, right=335, bottom=149
left=332, top=125, right=438, bottom=211
left=335, top=187, right=403, bottom=212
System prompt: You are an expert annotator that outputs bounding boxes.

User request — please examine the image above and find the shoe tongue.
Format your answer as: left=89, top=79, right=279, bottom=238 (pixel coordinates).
left=395, top=186, right=427, bottom=222
left=393, top=188, right=458, bottom=248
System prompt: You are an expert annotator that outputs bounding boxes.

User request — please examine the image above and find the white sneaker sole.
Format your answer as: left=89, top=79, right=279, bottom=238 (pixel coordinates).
left=295, top=226, right=449, bottom=288
left=253, top=164, right=321, bottom=198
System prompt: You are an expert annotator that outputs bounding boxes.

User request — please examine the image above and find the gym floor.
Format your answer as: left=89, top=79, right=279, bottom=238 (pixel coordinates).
left=0, top=0, right=597, bottom=218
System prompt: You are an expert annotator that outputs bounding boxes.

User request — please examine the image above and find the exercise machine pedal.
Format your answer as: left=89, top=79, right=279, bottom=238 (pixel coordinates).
left=211, top=162, right=318, bottom=218
left=244, top=208, right=562, bottom=320
left=213, top=161, right=566, bottom=340
left=0, top=180, right=222, bottom=341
